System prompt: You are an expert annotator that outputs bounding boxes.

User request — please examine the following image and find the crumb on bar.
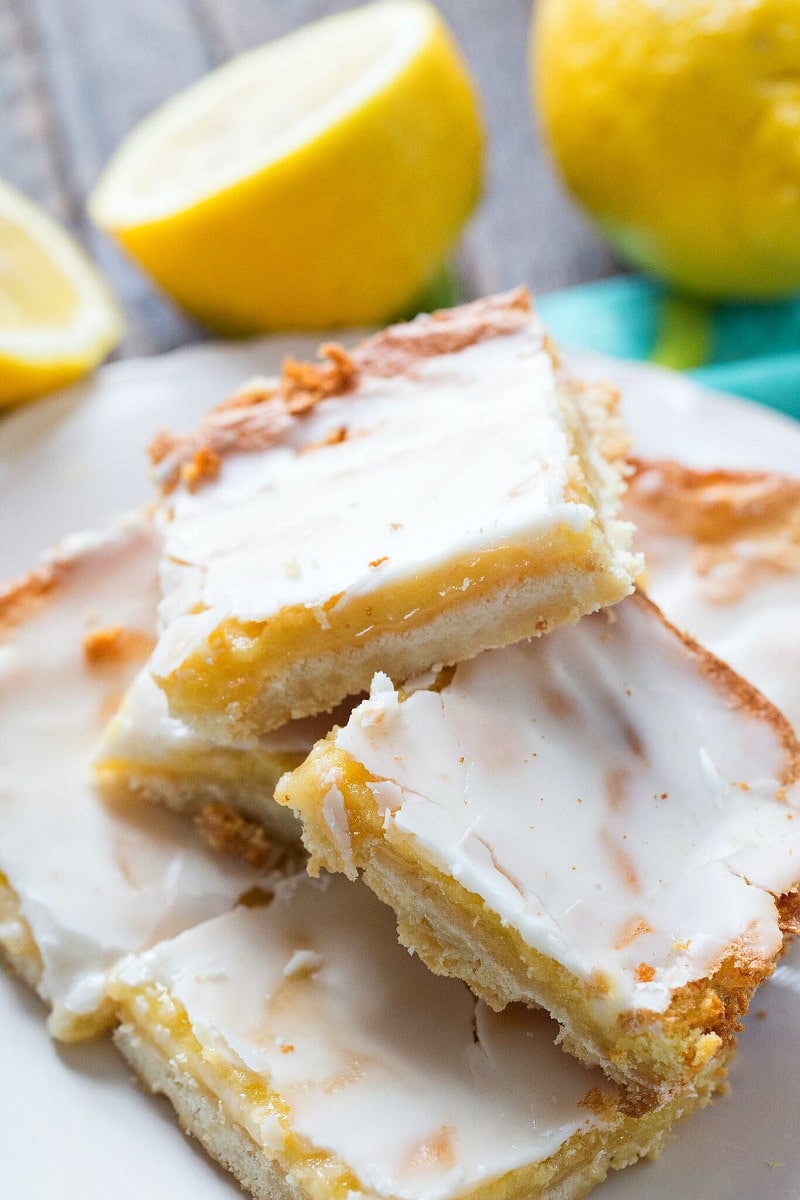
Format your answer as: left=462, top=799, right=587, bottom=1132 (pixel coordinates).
left=281, top=344, right=359, bottom=415
left=0, top=565, right=59, bottom=636
left=182, top=447, right=222, bottom=493
left=83, top=625, right=155, bottom=666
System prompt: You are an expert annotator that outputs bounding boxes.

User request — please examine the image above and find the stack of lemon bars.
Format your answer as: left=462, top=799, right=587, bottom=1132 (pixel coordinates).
left=3, top=288, right=800, bottom=1200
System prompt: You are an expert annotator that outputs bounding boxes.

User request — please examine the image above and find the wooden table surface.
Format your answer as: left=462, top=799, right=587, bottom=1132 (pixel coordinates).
left=0, top=0, right=620, bottom=358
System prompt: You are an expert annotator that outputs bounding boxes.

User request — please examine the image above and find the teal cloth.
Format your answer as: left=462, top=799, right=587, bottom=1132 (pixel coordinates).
left=537, top=277, right=800, bottom=421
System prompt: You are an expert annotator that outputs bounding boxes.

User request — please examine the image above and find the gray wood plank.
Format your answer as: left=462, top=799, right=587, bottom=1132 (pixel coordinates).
left=443, top=0, right=620, bottom=297
left=3, top=0, right=210, bottom=354
left=0, top=0, right=74, bottom=222
left=0, top=0, right=621, bottom=358
left=24, top=0, right=217, bottom=354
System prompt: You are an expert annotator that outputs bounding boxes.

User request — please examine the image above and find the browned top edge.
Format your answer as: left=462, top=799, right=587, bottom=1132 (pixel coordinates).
left=150, top=287, right=537, bottom=493
left=351, top=285, right=533, bottom=377
left=626, top=459, right=800, bottom=543
left=631, top=590, right=800, bottom=785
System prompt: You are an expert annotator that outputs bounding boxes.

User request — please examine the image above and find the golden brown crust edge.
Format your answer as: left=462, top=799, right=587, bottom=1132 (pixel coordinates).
left=627, top=458, right=800, bottom=544
left=150, top=288, right=540, bottom=492
left=631, top=590, right=800, bottom=785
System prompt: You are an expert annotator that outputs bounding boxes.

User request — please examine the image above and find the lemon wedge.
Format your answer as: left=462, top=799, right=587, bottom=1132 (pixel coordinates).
left=89, top=0, right=482, bottom=333
left=0, top=180, right=122, bottom=408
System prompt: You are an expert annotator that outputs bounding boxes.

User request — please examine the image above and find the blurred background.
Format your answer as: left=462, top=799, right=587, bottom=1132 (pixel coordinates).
left=0, top=0, right=616, bottom=357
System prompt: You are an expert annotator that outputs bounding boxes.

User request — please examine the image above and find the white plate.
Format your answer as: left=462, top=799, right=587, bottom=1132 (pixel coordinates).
left=1, top=340, right=799, bottom=1198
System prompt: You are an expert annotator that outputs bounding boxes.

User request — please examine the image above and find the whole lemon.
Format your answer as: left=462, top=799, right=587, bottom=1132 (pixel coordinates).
left=534, top=0, right=800, bottom=300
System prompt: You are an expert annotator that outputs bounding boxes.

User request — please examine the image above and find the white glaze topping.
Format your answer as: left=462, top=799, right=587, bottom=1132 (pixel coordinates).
left=115, top=874, right=615, bottom=1200
left=333, top=596, right=800, bottom=1013
left=627, top=464, right=800, bottom=733
left=150, top=295, right=629, bottom=675
left=0, top=519, right=264, bottom=1033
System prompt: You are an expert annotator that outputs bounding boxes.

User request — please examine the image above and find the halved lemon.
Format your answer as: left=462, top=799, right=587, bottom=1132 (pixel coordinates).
left=89, top=0, right=483, bottom=333
left=0, top=180, right=122, bottom=408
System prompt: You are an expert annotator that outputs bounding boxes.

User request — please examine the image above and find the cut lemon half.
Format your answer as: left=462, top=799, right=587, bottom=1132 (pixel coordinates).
left=0, top=180, right=122, bottom=408
left=89, top=0, right=483, bottom=333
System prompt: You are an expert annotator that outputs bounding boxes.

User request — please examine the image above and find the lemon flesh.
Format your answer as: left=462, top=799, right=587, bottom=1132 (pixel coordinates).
left=0, top=180, right=122, bottom=407
left=534, top=0, right=800, bottom=300
left=89, top=0, right=483, bottom=332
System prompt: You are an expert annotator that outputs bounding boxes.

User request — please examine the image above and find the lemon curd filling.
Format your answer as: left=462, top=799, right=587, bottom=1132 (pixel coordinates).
left=159, top=524, right=613, bottom=722
left=114, top=984, right=383, bottom=1200
left=116, top=985, right=284, bottom=1121
left=98, top=746, right=303, bottom=791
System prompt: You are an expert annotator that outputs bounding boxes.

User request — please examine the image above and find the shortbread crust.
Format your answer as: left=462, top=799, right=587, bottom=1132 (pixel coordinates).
left=0, top=519, right=267, bottom=1039
left=626, top=461, right=800, bottom=731
left=147, top=289, right=638, bottom=742
left=278, top=593, right=800, bottom=1100
left=111, top=874, right=728, bottom=1200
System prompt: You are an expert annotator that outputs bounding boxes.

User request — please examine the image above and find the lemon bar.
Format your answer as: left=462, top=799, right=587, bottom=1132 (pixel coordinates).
left=626, top=461, right=800, bottom=730
left=111, top=873, right=728, bottom=1200
left=0, top=518, right=267, bottom=1040
left=279, top=593, right=800, bottom=1101
left=86, top=510, right=346, bottom=842
left=148, top=288, right=638, bottom=742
